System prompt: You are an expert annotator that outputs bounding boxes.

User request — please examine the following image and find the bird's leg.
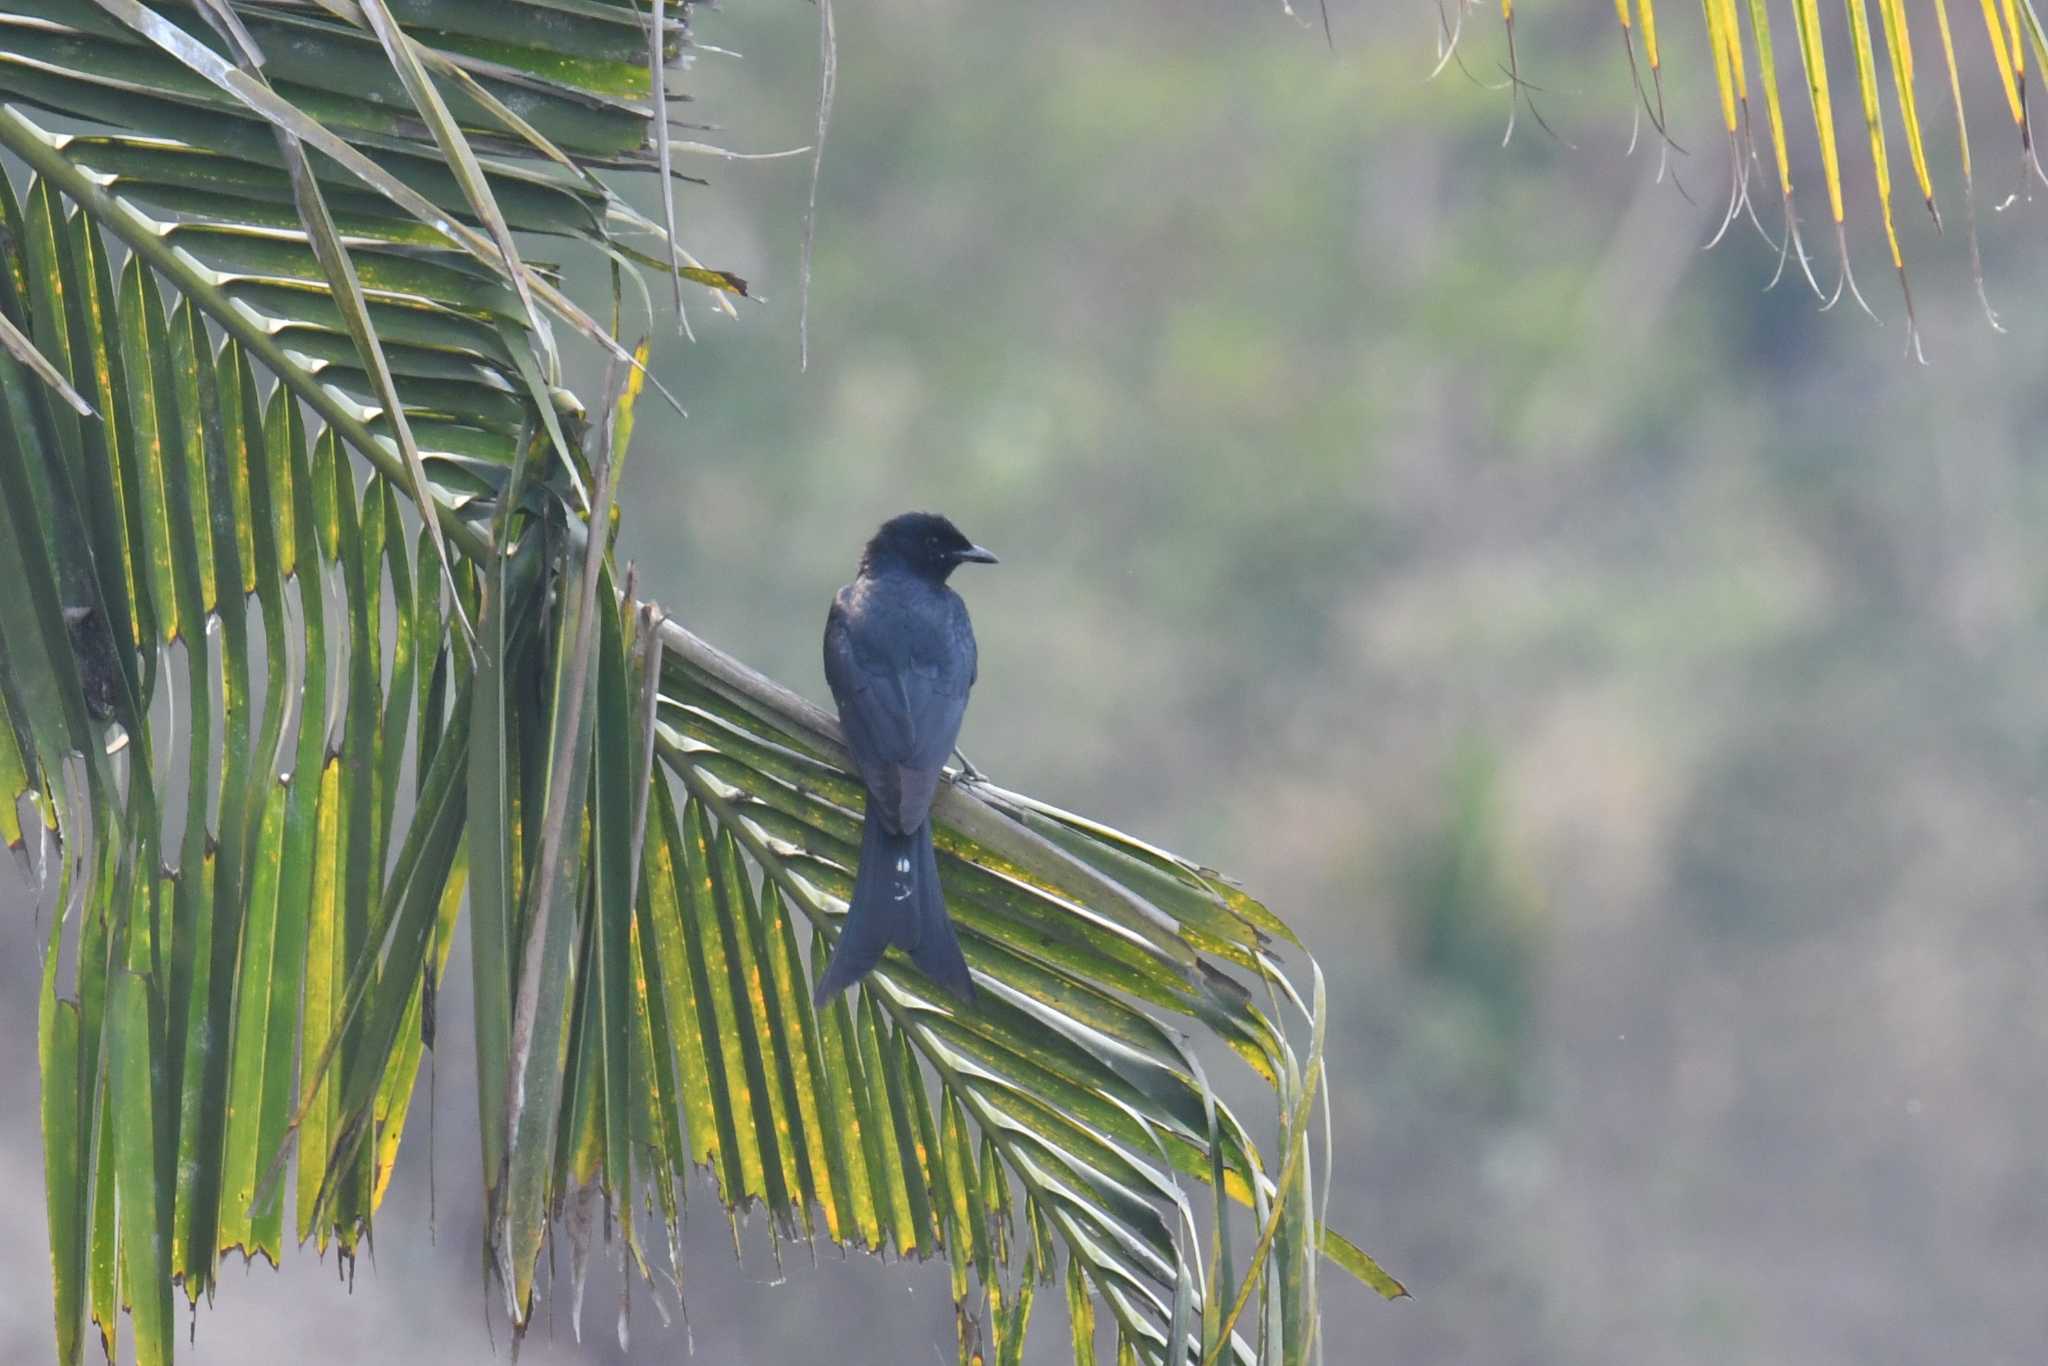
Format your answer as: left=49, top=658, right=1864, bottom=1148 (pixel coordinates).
left=951, top=747, right=986, bottom=784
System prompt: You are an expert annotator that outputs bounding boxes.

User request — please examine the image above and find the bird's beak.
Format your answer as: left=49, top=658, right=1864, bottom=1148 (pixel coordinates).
left=956, top=544, right=999, bottom=565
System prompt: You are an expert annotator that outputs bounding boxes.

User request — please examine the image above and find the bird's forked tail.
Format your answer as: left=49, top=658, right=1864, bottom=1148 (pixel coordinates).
left=813, top=806, right=973, bottom=1004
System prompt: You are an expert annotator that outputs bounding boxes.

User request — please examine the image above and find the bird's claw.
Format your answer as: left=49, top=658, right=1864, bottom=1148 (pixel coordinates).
left=951, top=749, right=986, bottom=785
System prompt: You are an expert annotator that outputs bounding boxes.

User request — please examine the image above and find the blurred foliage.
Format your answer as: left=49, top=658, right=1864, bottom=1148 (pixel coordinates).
left=1396, top=740, right=1541, bottom=1111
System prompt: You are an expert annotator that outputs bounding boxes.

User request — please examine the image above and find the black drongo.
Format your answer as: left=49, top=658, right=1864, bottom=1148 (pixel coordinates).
left=813, top=511, right=996, bottom=1004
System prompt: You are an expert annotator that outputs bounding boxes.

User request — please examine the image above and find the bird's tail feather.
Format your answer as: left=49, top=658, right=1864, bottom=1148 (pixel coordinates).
left=813, top=809, right=973, bottom=1004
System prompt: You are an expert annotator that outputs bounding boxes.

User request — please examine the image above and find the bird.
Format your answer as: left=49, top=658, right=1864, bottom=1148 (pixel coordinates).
left=813, top=511, right=997, bottom=1004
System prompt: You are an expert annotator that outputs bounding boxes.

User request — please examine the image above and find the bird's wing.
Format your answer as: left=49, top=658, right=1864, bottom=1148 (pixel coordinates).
left=823, top=592, right=897, bottom=799
left=824, top=586, right=974, bottom=834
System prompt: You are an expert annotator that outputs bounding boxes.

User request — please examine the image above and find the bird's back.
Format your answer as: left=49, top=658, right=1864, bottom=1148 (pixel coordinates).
left=825, top=570, right=977, bottom=832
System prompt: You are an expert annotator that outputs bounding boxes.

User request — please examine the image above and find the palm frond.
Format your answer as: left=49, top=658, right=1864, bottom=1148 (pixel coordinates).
left=0, top=4, right=1395, bottom=1365
left=1442, top=0, right=2045, bottom=342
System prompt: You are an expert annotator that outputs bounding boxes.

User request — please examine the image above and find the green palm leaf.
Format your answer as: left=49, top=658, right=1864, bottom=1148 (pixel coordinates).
left=0, top=3, right=1394, bottom=1365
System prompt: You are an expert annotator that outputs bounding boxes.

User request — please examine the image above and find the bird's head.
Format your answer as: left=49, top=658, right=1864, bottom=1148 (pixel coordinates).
left=861, top=511, right=998, bottom=582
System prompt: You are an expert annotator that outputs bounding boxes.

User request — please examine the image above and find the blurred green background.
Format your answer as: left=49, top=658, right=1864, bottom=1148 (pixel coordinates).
left=7, top=1, right=2048, bottom=1361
